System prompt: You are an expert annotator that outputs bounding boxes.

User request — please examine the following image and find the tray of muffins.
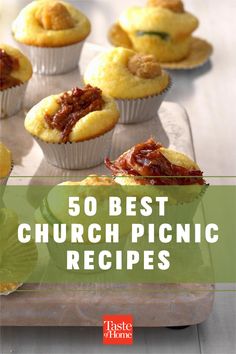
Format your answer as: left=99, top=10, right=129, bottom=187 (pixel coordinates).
left=0, top=0, right=214, bottom=326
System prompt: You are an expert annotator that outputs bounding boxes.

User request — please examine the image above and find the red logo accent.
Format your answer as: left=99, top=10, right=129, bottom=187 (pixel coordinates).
left=103, top=314, right=133, bottom=345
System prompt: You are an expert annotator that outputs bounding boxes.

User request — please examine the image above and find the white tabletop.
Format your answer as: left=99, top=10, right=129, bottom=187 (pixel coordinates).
left=0, top=1, right=236, bottom=354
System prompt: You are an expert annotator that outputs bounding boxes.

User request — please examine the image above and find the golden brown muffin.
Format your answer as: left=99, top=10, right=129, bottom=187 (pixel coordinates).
left=105, top=138, right=205, bottom=186
left=34, top=175, right=130, bottom=244
left=109, top=3, right=199, bottom=63
left=12, top=0, right=91, bottom=47
left=25, top=85, right=119, bottom=143
left=0, top=44, right=32, bottom=91
left=84, top=47, right=169, bottom=99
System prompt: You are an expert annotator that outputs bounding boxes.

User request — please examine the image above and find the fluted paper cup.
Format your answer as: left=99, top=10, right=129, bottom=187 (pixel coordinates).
left=33, top=129, right=115, bottom=170
left=0, top=83, right=28, bottom=119
left=19, top=41, right=85, bottom=75
left=116, top=79, right=172, bottom=124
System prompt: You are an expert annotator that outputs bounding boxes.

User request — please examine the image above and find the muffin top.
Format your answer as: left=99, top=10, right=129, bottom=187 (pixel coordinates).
left=118, top=5, right=198, bottom=41
left=61, top=175, right=118, bottom=186
left=0, top=143, right=12, bottom=178
left=84, top=47, right=169, bottom=99
left=12, top=0, right=91, bottom=47
left=24, top=85, right=119, bottom=143
left=105, top=138, right=205, bottom=186
left=147, top=0, right=185, bottom=13
left=0, top=44, right=32, bottom=91
left=60, top=176, right=119, bottom=200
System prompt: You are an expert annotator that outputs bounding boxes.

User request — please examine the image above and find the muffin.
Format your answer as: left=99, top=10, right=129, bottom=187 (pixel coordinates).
left=109, top=0, right=199, bottom=63
left=24, top=85, right=119, bottom=169
left=105, top=138, right=207, bottom=278
left=35, top=175, right=130, bottom=271
left=105, top=138, right=206, bottom=208
left=0, top=44, right=32, bottom=118
left=84, top=47, right=171, bottom=124
left=0, top=142, right=12, bottom=185
left=12, top=0, right=91, bottom=75
left=105, top=140, right=207, bottom=277
left=105, top=136, right=208, bottom=222
left=105, top=138, right=205, bottom=187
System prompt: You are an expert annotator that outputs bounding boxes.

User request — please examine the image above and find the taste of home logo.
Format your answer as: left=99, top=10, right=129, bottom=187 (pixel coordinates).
left=103, top=315, right=133, bottom=345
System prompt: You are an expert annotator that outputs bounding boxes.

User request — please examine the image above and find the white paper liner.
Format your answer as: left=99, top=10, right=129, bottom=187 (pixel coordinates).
left=0, top=83, right=28, bottom=119
left=33, top=129, right=115, bottom=170
left=18, top=41, right=85, bottom=75
left=116, top=79, right=171, bottom=124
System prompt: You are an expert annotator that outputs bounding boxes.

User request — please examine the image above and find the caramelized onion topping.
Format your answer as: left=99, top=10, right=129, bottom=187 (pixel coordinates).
left=105, top=138, right=205, bottom=185
left=0, top=49, right=21, bottom=90
left=45, top=85, right=104, bottom=143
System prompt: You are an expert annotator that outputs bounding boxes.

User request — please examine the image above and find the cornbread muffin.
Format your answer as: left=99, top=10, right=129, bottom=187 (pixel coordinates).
left=35, top=175, right=120, bottom=231
left=109, top=1, right=199, bottom=63
left=105, top=138, right=205, bottom=186
left=0, top=142, right=12, bottom=183
left=107, top=139, right=206, bottom=268
left=105, top=139, right=207, bottom=211
left=25, top=85, right=119, bottom=143
left=12, top=0, right=90, bottom=47
left=84, top=47, right=169, bottom=99
left=25, top=85, right=119, bottom=169
left=0, top=44, right=32, bottom=118
left=0, top=44, right=32, bottom=90
left=12, top=0, right=91, bottom=74
left=84, top=47, right=171, bottom=124
left=35, top=175, right=130, bottom=270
